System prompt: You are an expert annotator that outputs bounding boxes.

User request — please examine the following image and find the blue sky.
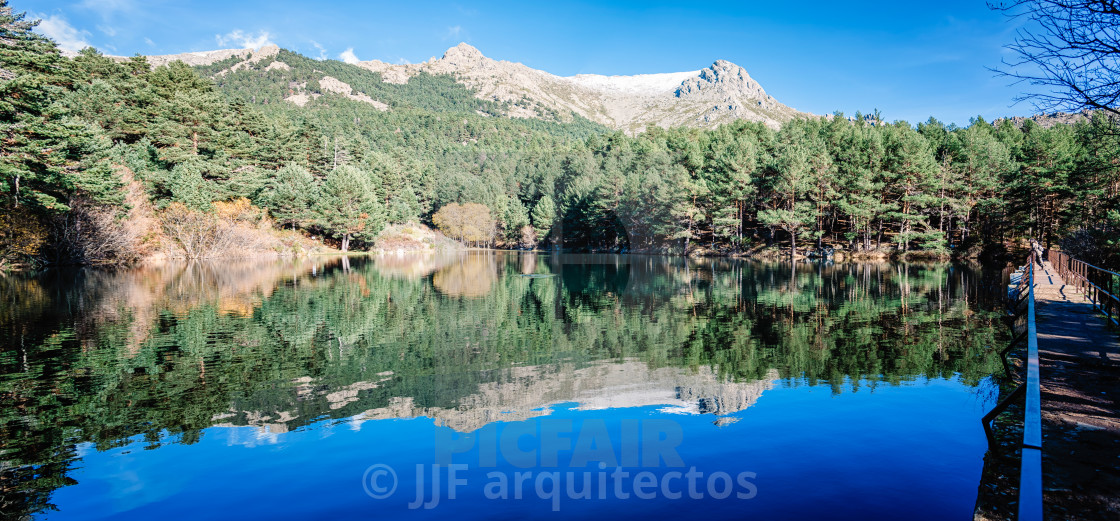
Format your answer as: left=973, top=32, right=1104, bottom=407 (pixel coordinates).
left=24, top=0, right=1046, bottom=126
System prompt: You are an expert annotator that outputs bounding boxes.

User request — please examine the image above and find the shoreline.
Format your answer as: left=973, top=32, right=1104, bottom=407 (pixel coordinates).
left=5, top=246, right=989, bottom=271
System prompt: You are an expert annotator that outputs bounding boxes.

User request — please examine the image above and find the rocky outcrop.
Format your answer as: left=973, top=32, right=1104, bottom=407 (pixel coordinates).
left=317, top=75, right=389, bottom=110
left=74, top=45, right=277, bottom=70
left=263, top=60, right=290, bottom=72
left=145, top=47, right=253, bottom=68
left=283, top=92, right=318, bottom=107
left=357, top=43, right=807, bottom=132
left=85, top=42, right=804, bottom=131
left=217, top=44, right=280, bottom=75
left=355, top=59, right=413, bottom=84
left=994, top=109, right=1114, bottom=129
left=283, top=81, right=319, bottom=107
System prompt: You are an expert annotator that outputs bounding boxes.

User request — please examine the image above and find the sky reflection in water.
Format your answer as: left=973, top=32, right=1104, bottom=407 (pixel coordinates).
left=0, top=253, right=1006, bottom=520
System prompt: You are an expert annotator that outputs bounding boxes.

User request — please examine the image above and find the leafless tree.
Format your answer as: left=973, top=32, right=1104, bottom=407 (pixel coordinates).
left=992, top=0, right=1120, bottom=117
left=49, top=198, right=145, bottom=265
left=432, top=203, right=496, bottom=248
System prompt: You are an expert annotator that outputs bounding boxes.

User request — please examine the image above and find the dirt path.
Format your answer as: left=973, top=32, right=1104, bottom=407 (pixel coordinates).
left=1032, top=260, right=1120, bottom=519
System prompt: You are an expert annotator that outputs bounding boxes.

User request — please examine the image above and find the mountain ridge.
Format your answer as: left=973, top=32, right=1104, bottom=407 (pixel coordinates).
left=355, top=42, right=805, bottom=132
left=80, top=42, right=807, bottom=133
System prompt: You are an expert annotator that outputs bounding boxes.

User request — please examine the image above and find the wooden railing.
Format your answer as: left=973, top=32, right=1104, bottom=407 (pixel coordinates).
left=1047, top=249, right=1120, bottom=325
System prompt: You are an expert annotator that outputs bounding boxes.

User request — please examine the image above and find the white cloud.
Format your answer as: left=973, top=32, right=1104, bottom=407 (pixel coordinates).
left=310, top=40, right=327, bottom=60
left=35, top=14, right=92, bottom=52
left=97, top=24, right=116, bottom=37
left=339, top=47, right=360, bottom=64
left=143, top=37, right=155, bottom=46
left=445, top=25, right=463, bottom=40
left=215, top=29, right=273, bottom=49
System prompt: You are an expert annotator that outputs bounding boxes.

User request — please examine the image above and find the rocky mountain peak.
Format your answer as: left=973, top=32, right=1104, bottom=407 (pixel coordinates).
left=441, top=42, right=486, bottom=64
left=418, top=45, right=802, bottom=131
left=255, top=44, right=281, bottom=57
left=677, top=60, right=767, bottom=100
left=107, top=41, right=805, bottom=132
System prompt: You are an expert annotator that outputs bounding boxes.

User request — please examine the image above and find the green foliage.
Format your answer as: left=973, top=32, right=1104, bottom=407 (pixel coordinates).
left=3, top=0, right=1120, bottom=261
left=704, top=122, right=760, bottom=250
left=315, top=165, right=383, bottom=251
left=531, top=195, right=556, bottom=244
left=261, top=162, right=317, bottom=228
left=758, top=134, right=815, bottom=255
left=166, top=160, right=215, bottom=210
left=0, top=255, right=1006, bottom=516
left=0, top=3, right=112, bottom=213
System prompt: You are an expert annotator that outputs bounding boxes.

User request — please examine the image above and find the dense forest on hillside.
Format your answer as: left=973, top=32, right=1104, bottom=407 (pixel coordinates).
left=2, top=1, right=1119, bottom=266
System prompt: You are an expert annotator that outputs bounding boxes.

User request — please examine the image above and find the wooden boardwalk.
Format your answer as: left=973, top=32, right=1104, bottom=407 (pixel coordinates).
left=1031, top=259, right=1120, bottom=516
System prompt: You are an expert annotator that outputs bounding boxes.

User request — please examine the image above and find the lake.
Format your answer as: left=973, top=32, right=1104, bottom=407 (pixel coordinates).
left=0, top=252, right=1007, bottom=520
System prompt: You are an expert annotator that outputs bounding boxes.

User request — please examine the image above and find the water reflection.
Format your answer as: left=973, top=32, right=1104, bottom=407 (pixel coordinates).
left=0, top=253, right=1006, bottom=518
left=345, top=362, right=781, bottom=432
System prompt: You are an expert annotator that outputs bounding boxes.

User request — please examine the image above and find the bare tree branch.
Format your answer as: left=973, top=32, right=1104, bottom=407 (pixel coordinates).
left=991, top=0, right=1120, bottom=118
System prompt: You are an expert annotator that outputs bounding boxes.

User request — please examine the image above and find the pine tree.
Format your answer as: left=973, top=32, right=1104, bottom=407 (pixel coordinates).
left=758, top=140, right=814, bottom=258
left=315, top=164, right=382, bottom=251
left=262, top=162, right=317, bottom=228
left=1, top=2, right=84, bottom=210
left=803, top=127, right=838, bottom=250
left=883, top=123, right=943, bottom=252
left=1017, top=121, right=1079, bottom=246
left=705, top=127, right=758, bottom=251
left=833, top=122, right=888, bottom=251
left=948, top=121, right=1013, bottom=247
left=531, top=194, right=557, bottom=246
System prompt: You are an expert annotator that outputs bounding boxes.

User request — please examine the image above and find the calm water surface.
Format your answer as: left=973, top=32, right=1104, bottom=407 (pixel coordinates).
left=1, top=253, right=1007, bottom=520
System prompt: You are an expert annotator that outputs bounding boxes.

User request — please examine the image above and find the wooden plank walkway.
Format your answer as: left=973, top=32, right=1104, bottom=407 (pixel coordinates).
left=1031, top=259, right=1120, bottom=517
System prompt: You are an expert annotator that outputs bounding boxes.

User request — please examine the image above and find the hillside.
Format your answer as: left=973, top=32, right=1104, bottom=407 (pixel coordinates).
left=123, top=43, right=807, bottom=133
left=10, top=12, right=1120, bottom=266
left=358, top=43, right=805, bottom=132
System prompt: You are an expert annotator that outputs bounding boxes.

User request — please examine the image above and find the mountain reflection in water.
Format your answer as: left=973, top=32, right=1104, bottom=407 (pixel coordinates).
left=0, top=252, right=1006, bottom=518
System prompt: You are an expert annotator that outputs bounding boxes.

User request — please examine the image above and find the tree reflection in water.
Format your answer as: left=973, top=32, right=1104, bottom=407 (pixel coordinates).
left=0, top=253, right=1006, bottom=517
